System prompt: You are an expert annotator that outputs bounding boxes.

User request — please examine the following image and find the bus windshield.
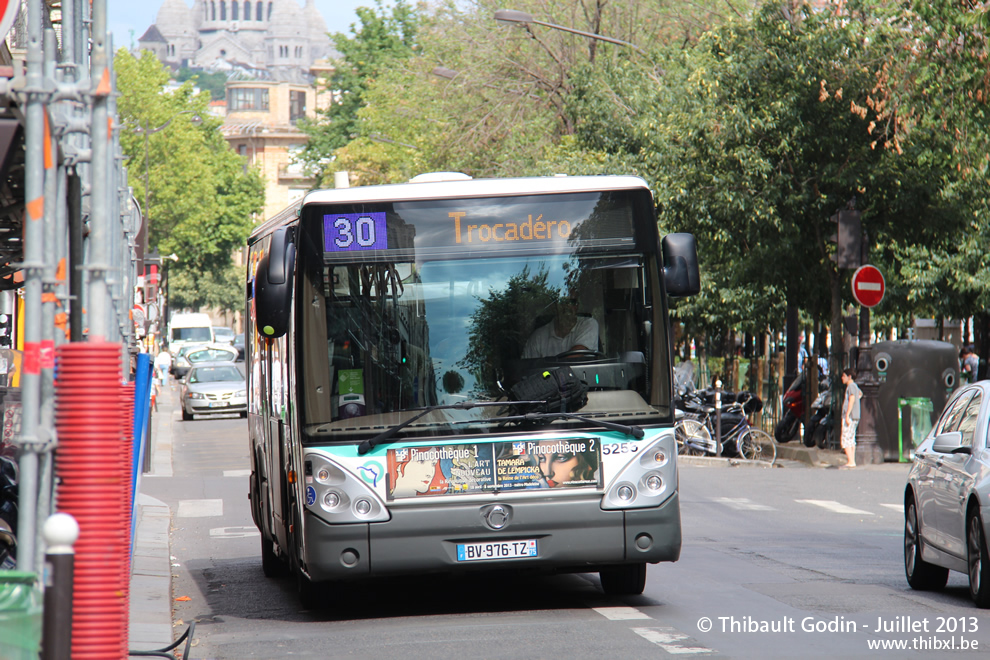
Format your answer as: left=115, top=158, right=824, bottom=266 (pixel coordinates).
left=295, top=192, right=671, bottom=441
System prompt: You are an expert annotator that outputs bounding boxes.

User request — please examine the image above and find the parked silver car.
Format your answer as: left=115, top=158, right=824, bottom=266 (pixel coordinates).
left=904, top=380, right=990, bottom=607
left=173, top=342, right=239, bottom=380
left=180, top=362, right=247, bottom=421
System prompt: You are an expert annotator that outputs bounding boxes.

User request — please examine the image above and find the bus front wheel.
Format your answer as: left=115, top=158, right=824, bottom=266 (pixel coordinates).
left=261, top=536, right=288, bottom=578
left=599, top=563, right=646, bottom=596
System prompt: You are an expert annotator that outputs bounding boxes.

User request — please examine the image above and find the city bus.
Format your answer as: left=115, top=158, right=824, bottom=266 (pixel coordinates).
left=245, top=173, right=700, bottom=606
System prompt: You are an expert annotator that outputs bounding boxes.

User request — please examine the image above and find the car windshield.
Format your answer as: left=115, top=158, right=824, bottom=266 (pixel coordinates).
left=189, top=366, right=244, bottom=383
left=173, top=326, right=211, bottom=342
left=188, top=347, right=236, bottom=363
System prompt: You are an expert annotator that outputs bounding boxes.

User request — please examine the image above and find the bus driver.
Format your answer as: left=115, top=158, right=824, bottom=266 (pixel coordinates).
left=522, top=294, right=599, bottom=359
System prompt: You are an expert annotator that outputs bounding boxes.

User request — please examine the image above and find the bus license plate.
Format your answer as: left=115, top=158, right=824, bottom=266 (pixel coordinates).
left=456, top=539, right=537, bottom=562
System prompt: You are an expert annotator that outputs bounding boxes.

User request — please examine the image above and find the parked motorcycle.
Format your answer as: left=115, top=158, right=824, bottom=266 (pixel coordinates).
left=0, top=455, right=17, bottom=569
left=774, top=372, right=806, bottom=443
left=805, top=379, right=835, bottom=449
left=775, top=371, right=830, bottom=444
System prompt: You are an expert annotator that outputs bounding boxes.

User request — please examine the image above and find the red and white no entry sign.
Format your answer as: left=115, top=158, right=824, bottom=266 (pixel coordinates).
left=851, top=264, right=885, bottom=307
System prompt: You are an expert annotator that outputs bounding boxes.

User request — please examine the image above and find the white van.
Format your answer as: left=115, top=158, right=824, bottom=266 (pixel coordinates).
left=167, top=312, right=213, bottom=354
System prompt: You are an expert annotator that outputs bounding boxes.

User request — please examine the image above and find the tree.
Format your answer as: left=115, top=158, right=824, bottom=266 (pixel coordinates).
left=561, top=2, right=980, bottom=361
left=175, top=67, right=229, bottom=100
left=115, top=49, right=264, bottom=314
left=299, top=0, right=421, bottom=184
left=303, top=0, right=748, bottom=185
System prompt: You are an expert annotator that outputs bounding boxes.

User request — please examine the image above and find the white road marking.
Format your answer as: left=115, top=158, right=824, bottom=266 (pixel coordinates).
left=209, top=526, right=260, bottom=538
left=713, top=497, right=775, bottom=511
left=593, top=606, right=652, bottom=620
left=631, top=627, right=715, bottom=654
left=223, top=469, right=252, bottom=477
left=177, top=499, right=224, bottom=517
left=880, top=503, right=902, bottom=512
left=796, top=499, right=874, bottom=515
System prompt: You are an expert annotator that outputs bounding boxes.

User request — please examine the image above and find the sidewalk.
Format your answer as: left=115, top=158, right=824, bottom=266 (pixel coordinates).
left=128, top=384, right=176, bottom=653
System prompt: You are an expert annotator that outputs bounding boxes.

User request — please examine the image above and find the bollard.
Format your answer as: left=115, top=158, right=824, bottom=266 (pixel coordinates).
left=41, top=512, right=79, bottom=660
left=715, top=379, right=722, bottom=457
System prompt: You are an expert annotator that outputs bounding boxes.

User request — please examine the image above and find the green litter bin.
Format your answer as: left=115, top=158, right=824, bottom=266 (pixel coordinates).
left=898, top=397, right=934, bottom=462
left=0, top=571, right=41, bottom=660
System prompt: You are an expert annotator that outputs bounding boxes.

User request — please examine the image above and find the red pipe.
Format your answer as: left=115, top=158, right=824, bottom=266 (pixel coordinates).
left=54, top=342, right=129, bottom=659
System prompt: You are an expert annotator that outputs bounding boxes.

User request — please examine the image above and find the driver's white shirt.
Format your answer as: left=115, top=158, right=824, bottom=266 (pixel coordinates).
left=522, top=316, right=599, bottom=359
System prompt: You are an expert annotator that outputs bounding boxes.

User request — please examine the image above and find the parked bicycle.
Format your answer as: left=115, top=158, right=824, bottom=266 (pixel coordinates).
left=674, top=390, right=777, bottom=464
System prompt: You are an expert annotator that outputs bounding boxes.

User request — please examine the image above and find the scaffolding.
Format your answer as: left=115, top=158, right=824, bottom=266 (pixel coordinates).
left=0, top=0, right=143, bottom=592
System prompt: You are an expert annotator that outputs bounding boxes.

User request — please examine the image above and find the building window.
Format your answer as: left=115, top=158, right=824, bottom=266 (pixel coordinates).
left=244, top=2, right=251, bottom=21
left=220, top=1, right=227, bottom=21
left=289, top=90, right=306, bottom=122
left=211, top=1, right=216, bottom=21
left=228, top=87, right=270, bottom=112
left=232, top=1, right=238, bottom=19
left=268, top=1, right=273, bottom=20
left=256, top=1, right=263, bottom=20
left=238, top=144, right=247, bottom=157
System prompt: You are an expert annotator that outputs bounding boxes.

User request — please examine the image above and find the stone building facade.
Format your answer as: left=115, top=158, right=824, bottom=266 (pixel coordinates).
left=138, top=0, right=332, bottom=80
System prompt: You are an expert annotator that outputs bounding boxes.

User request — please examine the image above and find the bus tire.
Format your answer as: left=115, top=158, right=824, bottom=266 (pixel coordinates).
left=297, top=570, right=324, bottom=610
left=261, top=536, right=288, bottom=578
left=599, top=563, right=647, bottom=596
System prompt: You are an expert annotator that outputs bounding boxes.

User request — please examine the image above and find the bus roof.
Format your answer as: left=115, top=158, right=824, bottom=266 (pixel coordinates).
left=303, top=174, right=651, bottom=205
left=250, top=175, right=653, bottom=242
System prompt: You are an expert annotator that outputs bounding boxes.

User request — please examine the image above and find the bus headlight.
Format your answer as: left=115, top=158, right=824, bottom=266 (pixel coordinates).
left=322, top=490, right=342, bottom=509
left=601, top=434, right=677, bottom=510
left=305, top=452, right=390, bottom=524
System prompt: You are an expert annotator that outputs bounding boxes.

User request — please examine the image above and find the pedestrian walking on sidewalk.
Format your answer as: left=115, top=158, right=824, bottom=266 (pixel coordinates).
left=840, top=368, right=862, bottom=468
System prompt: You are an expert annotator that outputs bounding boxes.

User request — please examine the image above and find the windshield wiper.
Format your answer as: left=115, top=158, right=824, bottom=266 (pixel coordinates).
left=458, top=411, right=644, bottom=439
left=356, top=400, right=545, bottom=455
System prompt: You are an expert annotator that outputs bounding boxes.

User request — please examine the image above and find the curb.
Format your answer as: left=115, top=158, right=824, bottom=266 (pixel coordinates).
left=128, top=383, right=176, bottom=652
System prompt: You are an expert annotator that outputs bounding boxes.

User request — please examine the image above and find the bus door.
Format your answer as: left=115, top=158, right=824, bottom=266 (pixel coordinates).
left=262, top=338, right=290, bottom=550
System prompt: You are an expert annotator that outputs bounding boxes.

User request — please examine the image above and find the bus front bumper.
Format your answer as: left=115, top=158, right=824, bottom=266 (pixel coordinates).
left=302, top=492, right=680, bottom=582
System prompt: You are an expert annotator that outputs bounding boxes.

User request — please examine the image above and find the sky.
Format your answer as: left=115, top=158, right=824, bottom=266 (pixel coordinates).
left=107, top=0, right=370, bottom=52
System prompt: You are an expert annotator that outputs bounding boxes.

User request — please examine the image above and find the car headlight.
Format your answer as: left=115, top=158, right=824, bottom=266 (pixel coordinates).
left=235, top=390, right=246, bottom=397
left=187, top=392, right=205, bottom=399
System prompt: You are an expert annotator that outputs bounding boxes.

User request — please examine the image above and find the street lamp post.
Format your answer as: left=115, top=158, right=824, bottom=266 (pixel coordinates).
left=494, top=8, right=648, bottom=56
left=132, top=110, right=202, bottom=299
left=160, top=252, right=179, bottom=349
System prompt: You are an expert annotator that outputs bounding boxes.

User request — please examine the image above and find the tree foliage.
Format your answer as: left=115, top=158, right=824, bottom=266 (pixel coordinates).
left=115, top=49, right=264, bottom=314
left=301, top=0, right=990, bottom=343
left=299, top=0, right=421, bottom=183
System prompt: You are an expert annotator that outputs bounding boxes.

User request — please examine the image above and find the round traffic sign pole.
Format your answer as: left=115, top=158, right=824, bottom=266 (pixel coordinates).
left=851, top=264, right=885, bottom=308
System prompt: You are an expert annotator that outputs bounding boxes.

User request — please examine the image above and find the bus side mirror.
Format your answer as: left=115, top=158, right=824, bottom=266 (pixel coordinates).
left=254, top=227, right=296, bottom=338
left=662, top=233, right=700, bottom=297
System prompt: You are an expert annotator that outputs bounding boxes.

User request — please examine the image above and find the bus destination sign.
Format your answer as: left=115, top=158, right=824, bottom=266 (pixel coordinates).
left=324, top=212, right=389, bottom=252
